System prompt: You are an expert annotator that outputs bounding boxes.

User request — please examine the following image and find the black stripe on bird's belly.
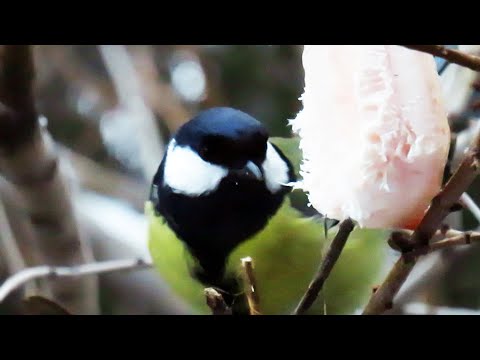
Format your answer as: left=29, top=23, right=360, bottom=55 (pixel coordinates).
left=154, top=172, right=288, bottom=297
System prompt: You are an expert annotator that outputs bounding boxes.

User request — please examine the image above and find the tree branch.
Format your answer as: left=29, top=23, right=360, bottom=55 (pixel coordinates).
left=408, top=231, right=480, bottom=257
left=294, top=218, right=355, bottom=315
left=0, top=45, right=99, bottom=314
left=0, top=258, right=152, bottom=305
left=402, top=45, right=480, bottom=72
left=241, top=257, right=261, bottom=315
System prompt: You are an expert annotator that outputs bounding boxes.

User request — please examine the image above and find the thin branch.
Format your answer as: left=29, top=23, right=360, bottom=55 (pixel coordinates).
left=0, top=258, right=152, bottom=304
left=294, top=218, right=355, bottom=315
left=409, top=232, right=480, bottom=258
left=402, top=45, right=480, bottom=72
left=363, top=230, right=480, bottom=315
left=392, top=245, right=475, bottom=315
left=460, top=192, right=480, bottom=224
left=241, top=257, right=261, bottom=315
left=204, top=288, right=232, bottom=315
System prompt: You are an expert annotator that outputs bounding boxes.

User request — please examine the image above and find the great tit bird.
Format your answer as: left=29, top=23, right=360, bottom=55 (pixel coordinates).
left=147, top=107, right=386, bottom=314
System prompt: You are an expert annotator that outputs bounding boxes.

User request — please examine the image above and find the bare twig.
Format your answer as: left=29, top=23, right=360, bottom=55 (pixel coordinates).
left=0, top=258, right=152, bottom=304
left=241, top=257, right=261, bottom=315
left=294, top=218, right=355, bottom=315
left=365, top=230, right=480, bottom=312
left=0, top=45, right=99, bottom=314
left=408, top=232, right=480, bottom=257
left=204, top=288, right=232, bottom=315
left=402, top=45, right=480, bottom=72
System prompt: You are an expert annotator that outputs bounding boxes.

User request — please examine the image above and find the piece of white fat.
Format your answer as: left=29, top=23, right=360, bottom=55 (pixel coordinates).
left=291, top=45, right=451, bottom=229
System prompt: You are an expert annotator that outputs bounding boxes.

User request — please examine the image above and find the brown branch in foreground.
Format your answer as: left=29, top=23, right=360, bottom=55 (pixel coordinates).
left=362, top=234, right=476, bottom=315
left=385, top=227, right=478, bottom=311
left=294, top=218, right=355, bottom=315
left=409, top=232, right=480, bottom=258
left=204, top=288, right=232, bottom=315
left=363, top=127, right=480, bottom=314
left=402, top=45, right=480, bottom=72
left=241, top=257, right=261, bottom=315
left=0, top=45, right=99, bottom=314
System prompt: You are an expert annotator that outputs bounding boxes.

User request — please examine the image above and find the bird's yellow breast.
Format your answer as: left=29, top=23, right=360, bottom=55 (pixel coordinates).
left=146, top=200, right=387, bottom=315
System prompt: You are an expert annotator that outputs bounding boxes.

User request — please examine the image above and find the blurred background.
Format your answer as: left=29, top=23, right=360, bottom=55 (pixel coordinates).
left=0, top=45, right=480, bottom=315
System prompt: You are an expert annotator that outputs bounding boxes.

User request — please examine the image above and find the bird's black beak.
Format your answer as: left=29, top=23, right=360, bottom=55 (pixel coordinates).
left=229, top=161, right=263, bottom=181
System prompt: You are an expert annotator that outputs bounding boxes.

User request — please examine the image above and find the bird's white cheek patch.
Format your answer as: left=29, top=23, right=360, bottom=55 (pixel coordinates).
left=262, top=142, right=290, bottom=193
left=163, top=140, right=228, bottom=196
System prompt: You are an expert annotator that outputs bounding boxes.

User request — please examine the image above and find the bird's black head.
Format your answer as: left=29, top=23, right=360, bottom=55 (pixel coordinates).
left=150, top=107, right=296, bottom=294
left=175, top=107, right=269, bottom=170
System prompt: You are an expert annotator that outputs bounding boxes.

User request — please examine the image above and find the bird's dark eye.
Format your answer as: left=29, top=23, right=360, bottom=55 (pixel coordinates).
left=200, top=145, right=209, bottom=157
